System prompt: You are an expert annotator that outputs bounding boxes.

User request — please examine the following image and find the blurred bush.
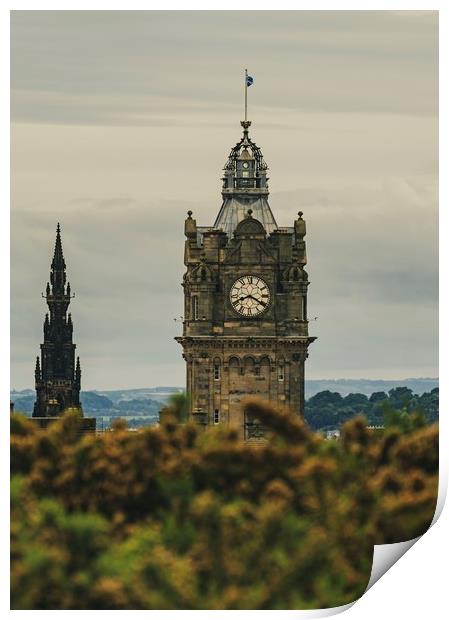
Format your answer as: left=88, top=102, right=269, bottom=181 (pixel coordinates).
left=11, top=399, right=438, bottom=610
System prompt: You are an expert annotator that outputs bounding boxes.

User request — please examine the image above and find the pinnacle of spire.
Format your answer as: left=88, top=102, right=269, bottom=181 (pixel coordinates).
left=50, top=223, right=67, bottom=294
left=35, top=356, right=41, bottom=380
left=52, top=223, right=66, bottom=272
left=75, top=356, right=81, bottom=382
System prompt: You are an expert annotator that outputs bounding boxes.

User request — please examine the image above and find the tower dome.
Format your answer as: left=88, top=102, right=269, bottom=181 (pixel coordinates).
left=214, top=120, right=278, bottom=237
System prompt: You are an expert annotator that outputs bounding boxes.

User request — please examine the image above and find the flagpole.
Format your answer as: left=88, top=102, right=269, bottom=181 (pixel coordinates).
left=244, top=68, right=247, bottom=122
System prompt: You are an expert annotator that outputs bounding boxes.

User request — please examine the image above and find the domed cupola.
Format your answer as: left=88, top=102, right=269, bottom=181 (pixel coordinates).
left=215, top=120, right=277, bottom=237
left=222, top=120, right=269, bottom=194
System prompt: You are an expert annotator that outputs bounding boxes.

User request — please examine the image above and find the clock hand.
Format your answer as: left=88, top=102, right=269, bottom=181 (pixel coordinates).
left=241, top=294, right=267, bottom=307
left=251, top=296, right=267, bottom=307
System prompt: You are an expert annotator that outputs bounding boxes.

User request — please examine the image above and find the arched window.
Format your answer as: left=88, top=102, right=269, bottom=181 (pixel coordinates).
left=214, top=409, right=220, bottom=424
left=213, top=360, right=221, bottom=380
left=244, top=357, right=255, bottom=375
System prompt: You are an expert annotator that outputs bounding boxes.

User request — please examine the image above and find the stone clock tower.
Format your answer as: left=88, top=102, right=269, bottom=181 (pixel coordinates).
left=176, top=120, right=315, bottom=438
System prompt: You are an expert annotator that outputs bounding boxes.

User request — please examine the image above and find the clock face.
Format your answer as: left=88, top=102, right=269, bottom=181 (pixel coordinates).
left=242, top=162, right=249, bottom=169
left=229, top=275, right=270, bottom=317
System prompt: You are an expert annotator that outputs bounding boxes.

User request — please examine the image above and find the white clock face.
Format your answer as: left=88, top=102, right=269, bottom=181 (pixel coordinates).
left=229, top=275, right=270, bottom=317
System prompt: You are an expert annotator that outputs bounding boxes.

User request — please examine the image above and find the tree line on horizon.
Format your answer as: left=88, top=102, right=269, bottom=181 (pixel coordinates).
left=10, top=386, right=439, bottom=432
left=305, top=386, right=439, bottom=431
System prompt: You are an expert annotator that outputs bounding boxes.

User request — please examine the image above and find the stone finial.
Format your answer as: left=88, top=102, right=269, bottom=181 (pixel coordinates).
left=295, top=210, right=306, bottom=238
left=185, top=210, right=197, bottom=238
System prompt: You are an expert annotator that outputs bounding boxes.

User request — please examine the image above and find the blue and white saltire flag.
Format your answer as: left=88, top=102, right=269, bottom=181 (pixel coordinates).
left=246, top=74, right=254, bottom=87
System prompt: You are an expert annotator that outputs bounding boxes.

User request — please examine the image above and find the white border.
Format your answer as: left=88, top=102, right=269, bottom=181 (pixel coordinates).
left=3, top=2, right=445, bottom=617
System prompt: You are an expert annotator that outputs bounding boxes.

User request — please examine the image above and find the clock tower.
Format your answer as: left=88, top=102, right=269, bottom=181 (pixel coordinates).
left=176, top=119, right=315, bottom=438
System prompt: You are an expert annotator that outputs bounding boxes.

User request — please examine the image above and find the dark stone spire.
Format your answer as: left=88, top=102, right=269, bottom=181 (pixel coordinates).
left=75, top=356, right=81, bottom=388
left=35, top=356, right=41, bottom=382
left=33, top=224, right=82, bottom=418
left=50, top=222, right=66, bottom=295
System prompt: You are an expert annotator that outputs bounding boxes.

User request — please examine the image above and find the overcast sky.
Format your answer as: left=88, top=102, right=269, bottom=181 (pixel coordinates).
left=11, top=10, right=438, bottom=390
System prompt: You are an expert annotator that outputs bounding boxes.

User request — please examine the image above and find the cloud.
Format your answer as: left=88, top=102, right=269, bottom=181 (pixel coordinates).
left=10, top=11, right=438, bottom=389
left=11, top=11, right=438, bottom=126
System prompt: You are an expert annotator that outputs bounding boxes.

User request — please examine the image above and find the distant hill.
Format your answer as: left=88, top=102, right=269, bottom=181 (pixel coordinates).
left=11, top=394, right=35, bottom=414
left=11, top=379, right=438, bottom=412
left=93, top=379, right=438, bottom=400
left=93, top=387, right=183, bottom=404
left=81, top=392, right=114, bottom=411
left=10, top=390, right=165, bottom=419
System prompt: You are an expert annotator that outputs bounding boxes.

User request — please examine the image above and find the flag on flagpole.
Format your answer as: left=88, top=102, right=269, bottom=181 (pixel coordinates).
left=246, top=74, right=254, bottom=87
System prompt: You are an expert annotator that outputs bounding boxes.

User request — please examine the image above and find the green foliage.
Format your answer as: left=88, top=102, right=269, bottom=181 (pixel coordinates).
left=369, top=391, right=388, bottom=404
left=414, top=387, right=439, bottom=424
left=305, top=387, right=439, bottom=430
left=11, top=404, right=438, bottom=610
left=383, top=405, right=427, bottom=433
left=159, top=392, right=189, bottom=423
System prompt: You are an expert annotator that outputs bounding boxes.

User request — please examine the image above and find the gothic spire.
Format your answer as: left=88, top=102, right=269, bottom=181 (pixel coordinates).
left=35, top=356, right=41, bottom=382
left=75, top=356, right=81, bottom=383
left=50, top=223, right=67, bottom=295
left=33, top=224, right=82, bottom=418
